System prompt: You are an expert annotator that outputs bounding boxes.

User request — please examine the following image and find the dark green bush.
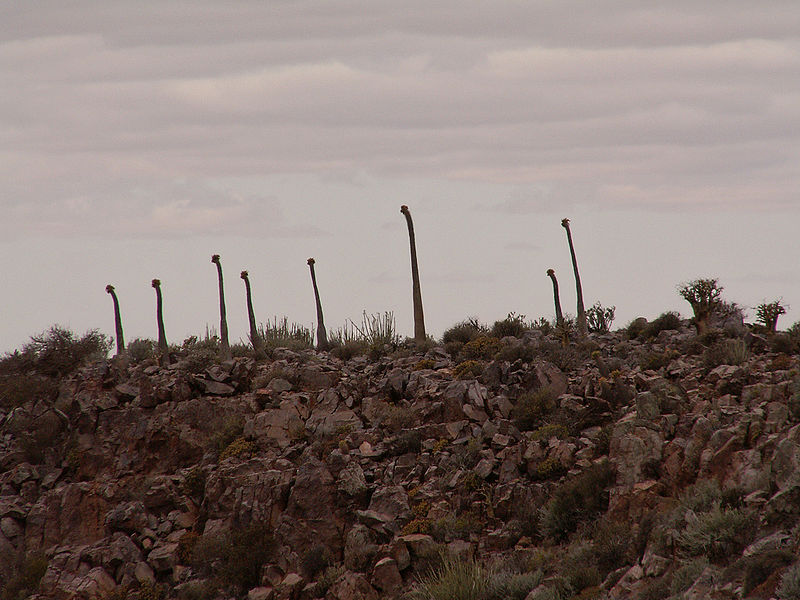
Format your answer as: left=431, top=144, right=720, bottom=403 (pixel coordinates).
left=442, top=319, right=487, bottom=345
left=539, top=461, right=615, bottom=541
left=1, top=553, right=48, bottom=600
left=453, top=360, right=484, bottom=380
left=491, top=313, right=529, bottom=339
left=0, top=374, right=58, bottom=410
left=461, top=337, right=503, bottom=360
left=641, top=311, right=682, bottom=339
left=191, top=523, right=276, bottom=593
left=301, top=545, right=330, bottom=579
left=126, top=338, right=156, bottom=363
left=511, top=388, right=557, bottom=431
left=1, top=326, right=110, bottom=378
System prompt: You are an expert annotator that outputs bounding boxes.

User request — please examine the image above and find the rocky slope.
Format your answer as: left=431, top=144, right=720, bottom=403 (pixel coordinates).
left=2, top=322, right=800, bottom=600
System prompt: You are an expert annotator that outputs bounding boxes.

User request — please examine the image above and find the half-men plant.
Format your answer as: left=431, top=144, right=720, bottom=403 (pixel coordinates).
left=561, top=218, right=588, bottom=336
left=547, top=268, right=564, bottom=330
left=105, top=284, right=125, bottom=356
left=240, top=270, right=264, bottom=352
left=151, top=278, right=170, bottom=366
left=401, top=204, right=426, bottom=342
left=211, top=254, right=231, bottom=359
left=307, top=258, right=329, bottom=350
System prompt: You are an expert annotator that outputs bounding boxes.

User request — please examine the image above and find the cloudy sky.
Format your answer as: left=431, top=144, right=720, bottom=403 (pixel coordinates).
left=2, top=2, right=799, bottom=352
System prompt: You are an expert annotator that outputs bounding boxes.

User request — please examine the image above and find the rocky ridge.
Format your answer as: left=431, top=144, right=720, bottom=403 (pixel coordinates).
left=2, top=323, right=800, bottom=599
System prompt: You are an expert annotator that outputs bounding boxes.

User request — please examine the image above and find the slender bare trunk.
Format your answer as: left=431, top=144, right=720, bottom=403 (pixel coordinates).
left=307, top=258, right=328, bottom=350
left=240, top=270, right=264, bottom=351
left=211, top=254, right=231, bottom=358
left=401, top=205, right=426, bottom=342
left=151, top=279, right=170, bottom=366
left=561, top=218, right=588, bottom=336
left=105, top=284, right=125, bottom=356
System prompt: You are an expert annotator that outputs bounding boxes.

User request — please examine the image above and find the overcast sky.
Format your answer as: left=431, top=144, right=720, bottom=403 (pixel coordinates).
left=2, top=2, right=799, bottom=352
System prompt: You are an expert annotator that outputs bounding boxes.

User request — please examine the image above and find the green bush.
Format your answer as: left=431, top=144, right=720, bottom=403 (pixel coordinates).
left=491, top=313, right=530, bottom=339
left=1, top=553, right=48, bottom=600
left=1, top=326, right=110, bottom=378
left=127, top=338, right=156, bottom=363
left=301, top=545, right=330, bottom=579
left=461, top=337, right=503, bottom=360
left=641, top=311, right=682, bottom=339
left=407, top=555, right=540, bottom=600
left=453, top=360, right=484, bottom=380
left=702, top=338, right=748, bottom=370
left=539, top=461, right=615, bottom=541
left=675, top=506, right=756, bottom=560
left=0, top=373, right=58, bottom=410
left=779, top=561, right=800, bottom=600
left=442, top=319, right=487, bottom=345
left=670, top=557, right=708, bottom=596
left=511, top=388, right=557, bottom=431
left=191, top=523, right=276, bottom=593
left=738, top=550, right=795, bottom=595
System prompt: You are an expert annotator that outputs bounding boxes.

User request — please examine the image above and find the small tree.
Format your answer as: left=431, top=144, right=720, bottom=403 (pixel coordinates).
left=756, top=300, right=787, bottom=333
left=678, top=278, right=723, bottom=335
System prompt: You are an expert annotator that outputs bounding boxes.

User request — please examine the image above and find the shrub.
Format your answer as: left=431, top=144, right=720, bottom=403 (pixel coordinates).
left=315, top=564, right=345, bottom=597
left=625, top=317, right=648, bottom=339
left=259, top=316, right=314, bottom=350
left=539, top=461, right=615, bottom=541
left=491, top=313, right=530, bottom=339
left=182, top=467, right=206, bottom=498
left=219, top=437, right=255, bottom=462
left=301, top=545, right=330, bottom=579
left=670, top=558, right=709, bottom=596
left=586, top=303, right=615, bottom=333
left=702, top=338, right=749, bottom=370
left=532, top=457, right=568, bottom=481
left=407, top=554, right=540, bottom=600
left=531, top=424, right=569, bottom=441
left=779, top=561, right=800, bottom=600
left=392, top=429, right=422, bottom=455
left=191, top=523, right=276, bottom=593
left=0, top=374, right=58, bottom=410
left=442, top=318, right=487, bottom=344
left=537, top=340, right=578, bottom=371
left=127, top=338, right=156, bottom=363
left=210, top=416, right=244, bottom=454
left=757, top=300, right=787, bottom=333
left=739, top=550, right=794, bottom=595
left=430, top=513, right=483, bottom=542
left=639, top=350, right=675, bottom=372
left=675, top=506, right=756, bottom=560
left=2, top=326, right=110, bottom=378
left=0, top=553, right=48, bottom=600
left=641, top=311, right=682, bottom=339
left=461, top=337, right=503, bottom=360
left=453, top=360, right=484, bottom=380
left=511, top=388, right=557, bottom=431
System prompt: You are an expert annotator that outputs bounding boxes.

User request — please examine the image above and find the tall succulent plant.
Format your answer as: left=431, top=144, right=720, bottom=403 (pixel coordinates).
left=105, top=284, right=125, bottom=356
left=546, top=269, right=564, bottom=329
left=240, top=270, right=264, bottom=351
left=211, top=254, right=231, bottom=358
left=561, top=218, right=588, bottom=336
left=400, top=205, right=426, bottom=342
left=151, top=279, right=170, bottom=366
left=307, top=258, right=329, bottom=350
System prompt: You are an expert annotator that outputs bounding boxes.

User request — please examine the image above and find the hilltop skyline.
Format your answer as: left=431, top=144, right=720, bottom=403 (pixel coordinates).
left=1, top=2, right=799, bottom=351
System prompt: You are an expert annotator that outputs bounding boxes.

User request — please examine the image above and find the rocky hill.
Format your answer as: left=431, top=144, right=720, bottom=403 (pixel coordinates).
left=2, top=319, right=800, bottom=600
